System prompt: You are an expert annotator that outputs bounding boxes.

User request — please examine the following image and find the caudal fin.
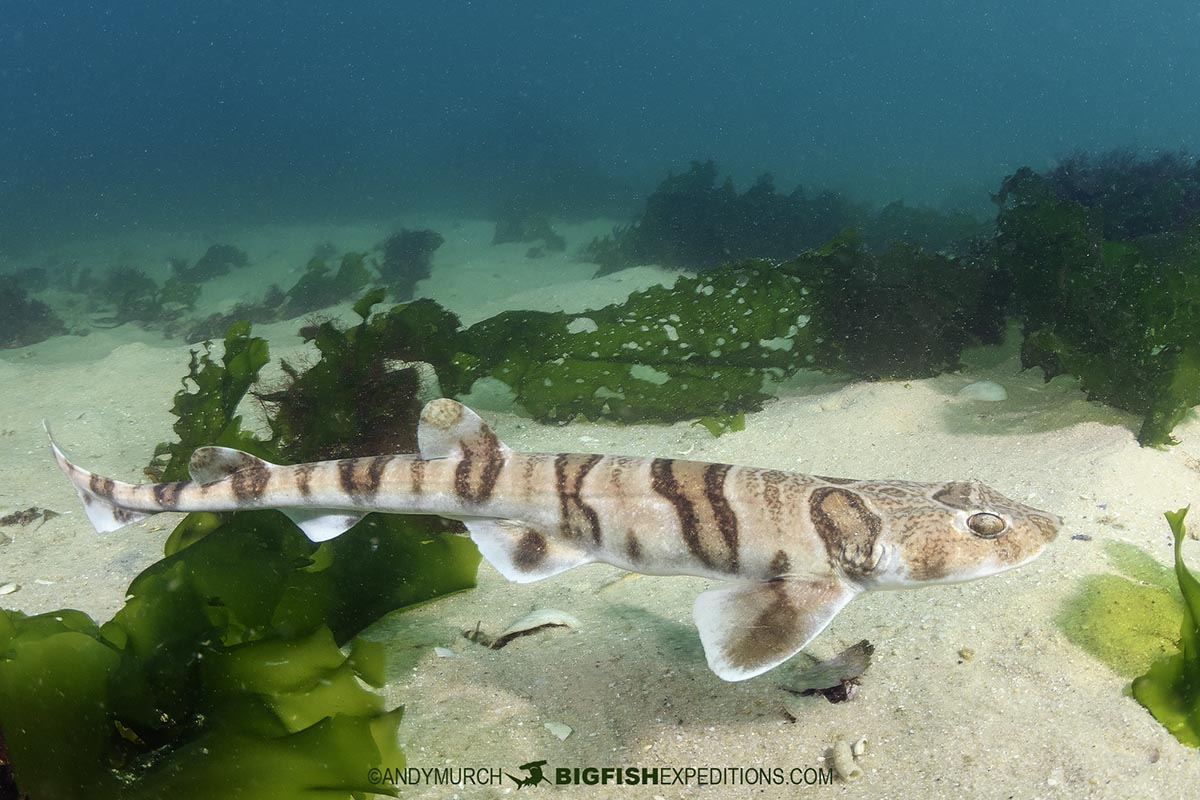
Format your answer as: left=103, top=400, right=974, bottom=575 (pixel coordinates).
left=45, top=422, right=155, bottom=533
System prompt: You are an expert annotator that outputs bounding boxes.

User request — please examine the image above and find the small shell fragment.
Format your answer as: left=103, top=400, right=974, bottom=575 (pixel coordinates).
left=780, top=640, right=873, bottom=702
left=544, top=722, right=573, bottom=741
left=958, top=380, right=1008, bottom=402
left=852, top=737, right=867, bottom=758
left=597, top=572, right=642, bottom=592
left=492, top=609, right=581, bottom=649
left=0, top=583, right=19, bottom=595
left=831, top=737, right=862, bottom=780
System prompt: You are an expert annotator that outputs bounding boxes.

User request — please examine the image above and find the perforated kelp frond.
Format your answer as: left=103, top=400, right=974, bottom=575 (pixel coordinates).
left=467, top=261, right=816, bottom=421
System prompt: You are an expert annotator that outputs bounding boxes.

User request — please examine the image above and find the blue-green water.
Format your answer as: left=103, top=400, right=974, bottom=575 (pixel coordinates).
left=3, top=0, right=1198, bottom=251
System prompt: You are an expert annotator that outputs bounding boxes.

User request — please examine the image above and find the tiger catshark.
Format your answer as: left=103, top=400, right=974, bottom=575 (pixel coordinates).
left=48, top=398, right=1061, bottom=681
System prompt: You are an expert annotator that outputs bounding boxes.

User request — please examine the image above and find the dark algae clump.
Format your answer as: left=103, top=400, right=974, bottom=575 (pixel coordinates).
left=787, top=232, right=1002, bottom=379
left=278, top=252, right=371, bottom=318
left=584, top=160, right=987, bottom=277
left=0, top=314, right=480, bottom=799
left=584, top=160, right=857, bottom=275
left=0, top=275, right=66, bottom=349
left=171, top=243, right=250, bottom=282
left=1046, top=150, right=1200, bottom=240
left=379, top=229, right=444, bottom=300
left=260, top=290, right=427, bottom=462
left=491, top=210, right=567, bottom=255
left=996, top=154, right=1200, bottom=446
left=324, top=240, right=996, bottom=425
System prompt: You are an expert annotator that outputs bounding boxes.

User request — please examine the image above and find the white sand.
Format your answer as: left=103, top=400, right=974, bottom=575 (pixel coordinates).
left=3, top=219, right=1200, bottom=799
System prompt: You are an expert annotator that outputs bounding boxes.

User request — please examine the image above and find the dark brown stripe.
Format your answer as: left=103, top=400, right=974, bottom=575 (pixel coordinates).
left=364, top=456, right=390, bottom=494
left=113, top=506, right=141, bottom=524
left=454, top=427, right=505, bottom=505
left=294, top=463, right=315, bottom=497
left=625, top=530, right=642, bottom=563
left=90, top=474, right=116, bottom=499
left=372, top=455, right=391, bottom=491
left=518, top=455, right=539, bottom=503
left=152, top=480, right=191, bottom=510
left=336, top=456, right=392, bottom=503
left=554, top=454, right=570, bottom=530
left=768, top=549, right=791, bottom=576
left=409, top=458, right=426, bottom=494
left=650, top=458, right=710, bottom=568
left=703, top=463, right=739, bottom=573
left=230, top=463, right=270, bottom=502
left=576, top=456, right=602, bottom=544
left=816, top=475, right=857, bottom=485
left=554, top=454, right=603, bottom=543
left=338, top=460, right=357, bottom=494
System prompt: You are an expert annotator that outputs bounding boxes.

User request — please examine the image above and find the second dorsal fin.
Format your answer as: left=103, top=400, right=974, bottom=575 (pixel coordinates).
left=188, top=446, right=274, bottom=483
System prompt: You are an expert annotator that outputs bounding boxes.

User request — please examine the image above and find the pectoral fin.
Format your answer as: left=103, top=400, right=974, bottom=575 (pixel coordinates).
left=693, top=576, right=856, bottom=681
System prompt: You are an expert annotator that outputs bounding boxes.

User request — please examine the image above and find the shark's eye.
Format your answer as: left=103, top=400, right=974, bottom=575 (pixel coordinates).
left=967, top=512, right=1006, bottom=538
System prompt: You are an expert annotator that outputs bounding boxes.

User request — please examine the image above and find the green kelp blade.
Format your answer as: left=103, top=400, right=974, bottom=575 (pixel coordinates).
left=321, top=514, right=482, bottom=644
left=0, top=611, right=124, bottom=798
left=1140, top=341, right=1200, bottom=447
left=1132, top=507, right=1200, bottom=747
left=693, top=411, right=746, bottom=438
left=125, top=711, right=404, bottom=800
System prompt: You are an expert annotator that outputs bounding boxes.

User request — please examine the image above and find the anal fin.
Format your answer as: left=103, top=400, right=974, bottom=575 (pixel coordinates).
left=693, top=576, right=856, bottom=681
left=464, top=519, right=591, bottom=583
left=282, top=509, right=366, bottom=542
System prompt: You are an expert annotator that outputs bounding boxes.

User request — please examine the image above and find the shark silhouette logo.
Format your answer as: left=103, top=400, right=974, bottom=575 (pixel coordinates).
left=506, top=759, right=550, bottom=788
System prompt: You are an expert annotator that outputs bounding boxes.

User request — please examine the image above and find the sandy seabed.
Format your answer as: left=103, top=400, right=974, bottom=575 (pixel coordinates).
left=2, top=218, right=1199, bottom=799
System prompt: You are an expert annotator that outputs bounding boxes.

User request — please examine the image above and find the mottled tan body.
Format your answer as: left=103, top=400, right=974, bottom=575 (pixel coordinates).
left=50, top=398, right=1062, bottom=681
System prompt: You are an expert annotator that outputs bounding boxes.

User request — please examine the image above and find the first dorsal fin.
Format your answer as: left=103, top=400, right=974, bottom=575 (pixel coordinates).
left=188, top=446, right=275, bottom=483
left=417, top=399, right=511, bottom=460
